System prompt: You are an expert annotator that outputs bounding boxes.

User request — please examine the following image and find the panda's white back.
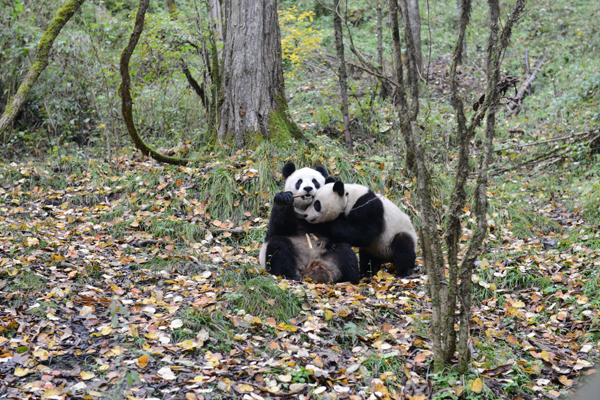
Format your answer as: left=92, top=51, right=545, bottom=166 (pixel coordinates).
left=365, top=195, right=418, bottom=259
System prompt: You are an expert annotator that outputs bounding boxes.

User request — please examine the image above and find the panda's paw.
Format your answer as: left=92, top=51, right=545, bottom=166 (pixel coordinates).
left=274, top=191, right=294, bottom=205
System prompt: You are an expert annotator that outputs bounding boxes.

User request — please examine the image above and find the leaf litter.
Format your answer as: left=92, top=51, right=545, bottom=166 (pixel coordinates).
left=0, top=154, right=598, bottom=399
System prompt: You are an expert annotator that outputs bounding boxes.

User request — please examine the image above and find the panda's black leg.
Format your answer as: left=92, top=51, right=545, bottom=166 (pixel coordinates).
left=264, top=237, right=301, bottom=280
left=359, top=248, right=382, bottom=278
left=391, top=232, right=417, bottom=278
left=327, top=243, right=359, bottom=284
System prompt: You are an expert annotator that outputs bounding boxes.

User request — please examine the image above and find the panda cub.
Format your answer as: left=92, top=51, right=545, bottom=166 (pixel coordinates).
left=304, top=180, right=417, bottom=278
left=259, top=163, right=359, bottom=284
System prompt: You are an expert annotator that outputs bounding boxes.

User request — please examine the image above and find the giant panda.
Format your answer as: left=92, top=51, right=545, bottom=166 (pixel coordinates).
left=303, top=180, right=417, bottom=278
left=259, top=163, right=359, bottom=284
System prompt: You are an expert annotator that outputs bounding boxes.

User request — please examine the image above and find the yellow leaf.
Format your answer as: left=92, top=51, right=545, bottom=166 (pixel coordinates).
left=177, top=339, right=198, bottom=351
left=470, top=378, right=483, bottom=393
left=541, top=350, right=550, bottom=362
left=512, top=300, right=525, bottom=308
left=137, top=355, right=149, bottom=368
left=324, top=309, right=333, bottom=320
left=577, top=295, right=589, bottom=305
left=559, top=375, right=573, bottom=386
left=81, top=371, right=95, bottom=380
left=14, top=367, right=30, bottom=377
left=237, top=383, right=254, bottom=392
left=26, top=237, right=39, bottom=246
left=33, top=348, right=49, bottom=361
left=101, top=326, right=112, bottom=335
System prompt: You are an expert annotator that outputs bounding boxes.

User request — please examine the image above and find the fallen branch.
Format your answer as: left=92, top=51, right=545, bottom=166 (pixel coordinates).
left=507, top=56, right=547, bottom=116
left=472, top=127, right=600, bottom=155
left=490, top=147, right=563, bottom=176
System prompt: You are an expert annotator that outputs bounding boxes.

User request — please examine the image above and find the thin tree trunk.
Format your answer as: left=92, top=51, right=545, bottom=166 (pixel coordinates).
left=457, top=0, right=467, bottom=57
left=333, top=0, right=352, bottom=153
left=406, top=0, right=423, bottom=76
left=388, top=0, right=414, bottom=171
left=218, top=0, right=301, bottom=148
left=0, top=0, right=87, bottom=135
left=166, top=0, right=177, bottom=16
left=376, top=0, right=388, bottom=100
left=119, top=0, right=191, bottom=165
left=377, top=0, right=384, bottom=69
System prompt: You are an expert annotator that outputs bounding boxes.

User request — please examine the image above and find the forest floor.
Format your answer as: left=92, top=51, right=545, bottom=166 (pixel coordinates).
left=0, top=149, right=598, bottom=400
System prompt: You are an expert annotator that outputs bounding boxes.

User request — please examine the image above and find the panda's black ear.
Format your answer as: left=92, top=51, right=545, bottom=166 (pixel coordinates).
left=325, top=176, right=336, bottom=184
left=282, top=162, right=296, bottom=178
left=333, top=180, right=345, bottom=197
left=315, top=165, right=328, bottom=178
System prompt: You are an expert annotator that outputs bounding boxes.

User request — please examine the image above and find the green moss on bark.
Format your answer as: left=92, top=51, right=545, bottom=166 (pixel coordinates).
left=0, top=0, right=86, bottom=135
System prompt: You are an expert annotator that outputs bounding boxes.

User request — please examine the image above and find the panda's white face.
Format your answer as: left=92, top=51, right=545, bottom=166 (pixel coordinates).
left=282, top=164, right=328, bottom=214
left=304, top=181, right=348, bottom=224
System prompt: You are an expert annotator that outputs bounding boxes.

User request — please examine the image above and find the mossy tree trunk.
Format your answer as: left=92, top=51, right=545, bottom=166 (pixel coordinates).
left=217, top=0, right=302, bottom=148
left=0, top=0, right=86, bottom=135
left=119, top=0, right=191, bottom=165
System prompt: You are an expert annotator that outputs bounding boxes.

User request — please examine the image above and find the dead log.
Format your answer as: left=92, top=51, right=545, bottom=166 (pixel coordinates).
left=507, top=56, right=547, bottom=116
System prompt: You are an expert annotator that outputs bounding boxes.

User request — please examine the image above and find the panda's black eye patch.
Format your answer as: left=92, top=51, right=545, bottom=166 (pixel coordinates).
left=295, top=179, right=302, bottom=190
left=314, top=200, right=321, bottom=212
left=312, top=179, right=320, bottom=189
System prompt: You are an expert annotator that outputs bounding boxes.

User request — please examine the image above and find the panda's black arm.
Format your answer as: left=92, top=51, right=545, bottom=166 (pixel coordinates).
left=314, top=215, right=382, bottom=247
left=310, top=194, right=385, bottom=247
left=265, top=192, right=303, bottom=238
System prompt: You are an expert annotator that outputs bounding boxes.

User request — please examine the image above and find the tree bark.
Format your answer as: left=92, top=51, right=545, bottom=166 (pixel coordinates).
left=376, top=0, right=384, bottom=69
left=388, top=0, right=415, bottom=172
left=376, top=0, right=388, bottom=100
left=119, top=0, right=191, bottom=165
left=0, top=0, right=87, bottom=135
left=165, top=0, right=177, bottom=16
left=217, top=0, right=302, bottom=148
left=457, top=0, right=467, bottom=57
left=406, top=0, right=423, bottom=76
left=333, top=0, right=352, bottom=153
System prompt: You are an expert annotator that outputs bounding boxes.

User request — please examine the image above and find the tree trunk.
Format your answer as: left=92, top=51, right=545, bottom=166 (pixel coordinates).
left=217, top=0, right=302, bottom=148
left=119, top=0, right=191, bottom=165
left=333, top=0, right=352, bottom=153
left=377, top=0, right=384, bottom=69
left=389, top=0, right=415, bottom=172
left=0, top=0, right=87, bottom=135
left=457, top=0, right=467, bottom=58
left=166, top=0, right=177, bottom=16
left=406, top=0, right=423, bottom=76
left=376, top=0, right=388, bottom=100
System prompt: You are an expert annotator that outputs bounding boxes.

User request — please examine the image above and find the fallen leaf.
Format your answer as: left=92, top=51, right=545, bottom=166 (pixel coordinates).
left=80, top=371, right=95, bottom=380
left=137, top=355, right=149, bottom=368
left=470, top=378, right=483, bottom=393
left=157, top=366, right=176, bottom=380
